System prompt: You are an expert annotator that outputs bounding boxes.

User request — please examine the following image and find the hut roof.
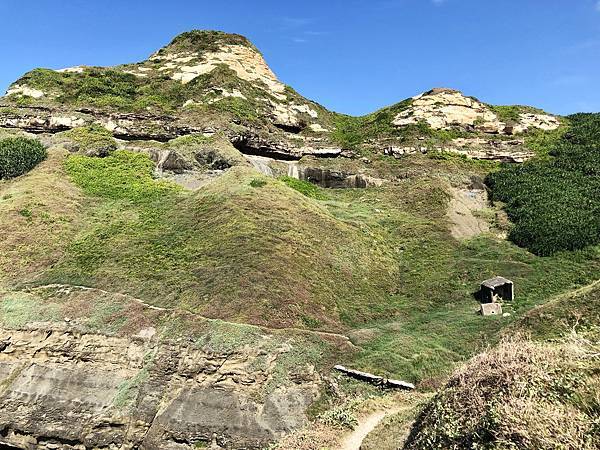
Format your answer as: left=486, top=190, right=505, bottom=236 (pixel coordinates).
left=481, top=276, right=513, bottom=289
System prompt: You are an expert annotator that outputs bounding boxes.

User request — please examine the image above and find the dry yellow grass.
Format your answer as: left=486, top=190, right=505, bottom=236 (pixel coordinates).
left=404, top=335, right=600, bottom=450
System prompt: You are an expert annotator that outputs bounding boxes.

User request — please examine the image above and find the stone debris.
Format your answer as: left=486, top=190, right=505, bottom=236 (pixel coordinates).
left=481, top=302, right=503, bottom=316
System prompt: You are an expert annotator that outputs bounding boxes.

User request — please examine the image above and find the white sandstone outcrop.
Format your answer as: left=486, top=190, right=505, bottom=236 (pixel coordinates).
left=393, top=88, right=559, bottom=136
left=6, top=85, right=46, bottom=98
left=393, top=88, right=501, bottom=132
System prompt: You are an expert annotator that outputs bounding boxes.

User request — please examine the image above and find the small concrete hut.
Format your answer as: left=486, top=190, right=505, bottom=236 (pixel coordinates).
left=480, top=276, right=514, bottom=304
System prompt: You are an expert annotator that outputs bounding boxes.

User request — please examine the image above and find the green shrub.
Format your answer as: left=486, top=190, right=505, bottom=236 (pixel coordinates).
left=65, top=150, right=180, bottom=204
left=250, top=178, right=267, bottom=188
left=279, top=176, right=327, bottom=200
left=0, top=137, right=47, bottom=180
left=318, top=398, right=363, bottom=430
left=487, top=113, right=600, bottom=255
left=60, top=124, right=117, bottom=157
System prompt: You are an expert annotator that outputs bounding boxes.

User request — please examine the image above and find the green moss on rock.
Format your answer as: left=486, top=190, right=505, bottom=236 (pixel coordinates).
left=58, top=125, right=117, bottom=157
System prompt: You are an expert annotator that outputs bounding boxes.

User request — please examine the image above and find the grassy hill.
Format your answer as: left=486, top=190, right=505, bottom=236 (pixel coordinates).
left=2, top=136, right=599, bottom=387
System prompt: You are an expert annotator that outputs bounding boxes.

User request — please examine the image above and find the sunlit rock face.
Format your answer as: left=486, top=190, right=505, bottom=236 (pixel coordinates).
left=0, top=325, right=321, bottom=449
left=392, top=88, right=560, bottom=136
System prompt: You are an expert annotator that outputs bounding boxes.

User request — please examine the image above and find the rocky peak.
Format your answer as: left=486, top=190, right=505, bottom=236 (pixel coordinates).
left=142, top=30, right=285, bottom=95
left=393, top=88, right=560, bottom=135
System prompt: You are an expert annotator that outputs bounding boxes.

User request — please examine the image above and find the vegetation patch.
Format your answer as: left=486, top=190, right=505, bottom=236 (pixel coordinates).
left=0, top=148, right=83, bottom=283
left=42, top=162, right=399, bottom=331
left=0, top=137, right=46, bottom=180
left=65, top=150, right=180, bottom=203
left=250, top=178, right=267, bottom=188
left=58, top=125, right=117, bottom=157
left=516, top=280, right=600, bottom=341
left=317, top=397, right=362, bottom=429
left=113, top=365, right=151, bottom=408
left=487, top=113, right=600, bottom=255
left=162, top=30, right=257, bottom=55
left=167, top=133, right=246, bottom=169
left=0, top=294, right=61, bottom=328
left=404, top=336, right=600, bottom=450
left=279, top=176, right=327, bottom=200
left=331, top=100, right=472, bottom=152
left=489, top=104, right=544, bottom=124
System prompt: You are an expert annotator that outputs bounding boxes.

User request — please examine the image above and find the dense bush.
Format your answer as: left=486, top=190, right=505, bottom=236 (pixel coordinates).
left=0, top=137, right=47, bottom=180
left=487, top=113, right=600, bottom=255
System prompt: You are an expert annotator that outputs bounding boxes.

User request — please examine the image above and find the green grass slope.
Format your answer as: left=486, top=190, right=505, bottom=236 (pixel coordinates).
left=516, top=279, right=600, bottom=341
left=31, top=150, right=397, bottom=331
left=1, top=140, right=599, bottom=387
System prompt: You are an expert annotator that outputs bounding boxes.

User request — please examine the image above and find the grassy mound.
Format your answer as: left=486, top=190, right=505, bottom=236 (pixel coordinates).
left=2, top=144, right=599, bottom=384
left=0, top=137, right=46, bottom=180
left=487, top=113, right=600, bottom=255
left=404, top=336, right=600, bottom=450
left=516, top=280, right=600, bottom=341
left=41, top=152, right=398, bottom=330
left=58, top=125, right=117, bottom=157
left=0, top=148, right=83, bottom=284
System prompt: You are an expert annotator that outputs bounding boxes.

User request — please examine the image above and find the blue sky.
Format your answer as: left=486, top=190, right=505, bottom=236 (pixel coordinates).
left=1, top=0, right=599, bottom=116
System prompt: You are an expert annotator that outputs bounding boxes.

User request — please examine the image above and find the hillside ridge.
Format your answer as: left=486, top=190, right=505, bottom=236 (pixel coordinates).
left=1, top=30, right=562, bottom=163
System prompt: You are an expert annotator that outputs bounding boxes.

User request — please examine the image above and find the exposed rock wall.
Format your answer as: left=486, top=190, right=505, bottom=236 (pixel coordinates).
left=392, top=88, right=560, bottom=136
left=0, top=325, right=321, bottom=449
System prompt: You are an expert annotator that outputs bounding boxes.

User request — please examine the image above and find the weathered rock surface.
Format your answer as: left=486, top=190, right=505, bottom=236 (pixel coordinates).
left=392, top=88, right=559, bottom=136
left=393, top=89, right=501, bottom=132
left=0, top=325, right=321, bottom=449
left=1, top=33, right=561, bottom=165
left=384, top=137, right=534, bottom=163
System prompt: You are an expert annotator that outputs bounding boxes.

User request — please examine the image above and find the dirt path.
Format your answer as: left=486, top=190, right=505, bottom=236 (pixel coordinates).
left=339, top=408, right=400, bottom=450
left=22, top=283, right=356, bottom=348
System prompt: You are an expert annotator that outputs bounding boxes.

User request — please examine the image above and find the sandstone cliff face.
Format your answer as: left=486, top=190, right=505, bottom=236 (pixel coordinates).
left=0, top=324, right=321, bottom=449
left=392, top=88, right=560, bottom=136
left=0, top=31, right=338, bottom=161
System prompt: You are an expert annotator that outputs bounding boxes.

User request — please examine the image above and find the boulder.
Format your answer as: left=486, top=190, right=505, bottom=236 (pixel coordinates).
left=481, top=303, right=503, bottom=316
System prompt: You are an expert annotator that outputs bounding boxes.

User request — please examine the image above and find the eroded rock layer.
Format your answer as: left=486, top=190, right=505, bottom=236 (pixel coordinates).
left=0, top=325, right=320, bottom=449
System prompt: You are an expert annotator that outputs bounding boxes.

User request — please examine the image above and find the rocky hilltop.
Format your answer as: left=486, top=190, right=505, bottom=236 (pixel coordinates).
left=1, top=30, right=561, bottom=164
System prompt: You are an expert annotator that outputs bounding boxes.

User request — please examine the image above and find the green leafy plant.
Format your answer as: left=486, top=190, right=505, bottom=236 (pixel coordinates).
left=279, top=176, right=327, bottom=200
left=0, top=137, right=47, bottom=180
left=250, top=178, right=267, bottom=188
left=487, top=113, right=600, bottom=255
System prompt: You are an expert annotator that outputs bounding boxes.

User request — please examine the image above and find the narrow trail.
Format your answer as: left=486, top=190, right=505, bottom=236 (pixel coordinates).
left=547, top=278, right=600, bottom=303
left=339, top=408, right=400, bottom=450
left=22, top=283, right=356, bottom=347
